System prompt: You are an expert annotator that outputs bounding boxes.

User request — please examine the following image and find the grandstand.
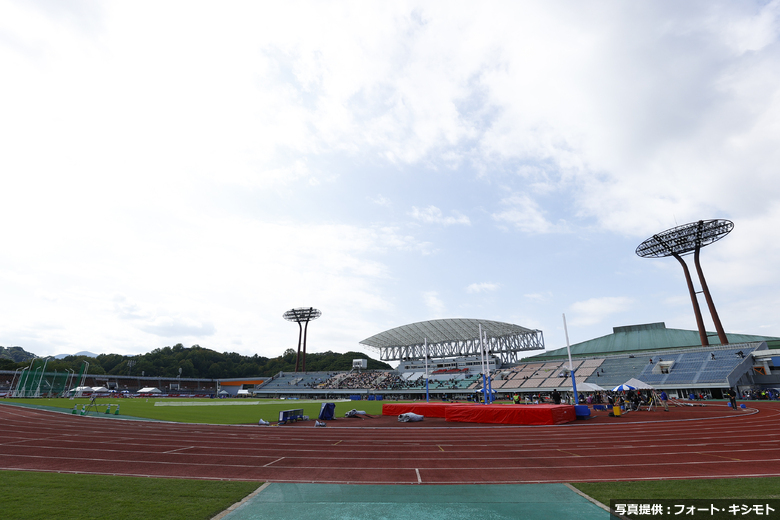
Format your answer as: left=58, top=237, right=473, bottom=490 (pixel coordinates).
left=4, top=320, right=780, bottom=401
left=250, top=322, right=780, bottom=400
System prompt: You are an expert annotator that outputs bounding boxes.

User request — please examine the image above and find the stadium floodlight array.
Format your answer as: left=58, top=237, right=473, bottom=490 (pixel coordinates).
left=283, top=307, right=322, bottom=372
left=636, top=219, right=733, bottom=347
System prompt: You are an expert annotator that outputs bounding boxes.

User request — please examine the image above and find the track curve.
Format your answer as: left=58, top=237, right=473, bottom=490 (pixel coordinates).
left=2, top=401, right=779, bottom=484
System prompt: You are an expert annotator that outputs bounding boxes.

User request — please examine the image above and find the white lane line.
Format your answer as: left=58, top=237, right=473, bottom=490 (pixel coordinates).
left=416, top=468, right=422, bottom=484
left=163, top=446, right=194, bottom=454
left=264, top=457, right=284, bottom=467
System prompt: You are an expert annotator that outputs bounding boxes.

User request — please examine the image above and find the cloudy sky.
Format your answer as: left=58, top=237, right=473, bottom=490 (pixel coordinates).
left=2, top=1, right=780, bottom=363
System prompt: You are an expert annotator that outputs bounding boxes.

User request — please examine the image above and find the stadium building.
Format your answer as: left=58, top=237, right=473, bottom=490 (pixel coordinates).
left=250, top=319, right=780, bottom=400
left=4, top=319, right=780, bottom=401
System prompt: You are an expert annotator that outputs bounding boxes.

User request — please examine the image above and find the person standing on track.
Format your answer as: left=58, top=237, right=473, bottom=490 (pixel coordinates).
left=659, top=390, right=669, bottom=412
left=727, top=387, right=738, bottom=410
left=552, top=389, right=561, bottom=405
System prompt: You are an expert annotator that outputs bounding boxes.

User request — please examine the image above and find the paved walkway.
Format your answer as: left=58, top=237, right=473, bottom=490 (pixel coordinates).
left=218, top=483, right=608, bottom=520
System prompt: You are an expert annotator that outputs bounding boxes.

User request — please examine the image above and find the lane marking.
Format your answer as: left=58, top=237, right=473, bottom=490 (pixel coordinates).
left=557, top=449, right=582, bottom=457
left=438, top=445, right=444, bottom=452
left=697, top=452, right=742, bottom=461
left=264, top=457, right=284, bottom=467
left=333, top=440, right=343, bottom=446
left=163, top=446, right=194, bottom=454
left=416, top=468, right=422, bottom=483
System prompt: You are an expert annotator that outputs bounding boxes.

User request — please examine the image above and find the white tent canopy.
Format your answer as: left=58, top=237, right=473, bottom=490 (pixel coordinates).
left=91, top=386, right=109, bottom=392
left=138, top=387, right=161, bottom=393
left=577, top=382, right=606, bottom=392
left=624, top=378, right=654, bottom=390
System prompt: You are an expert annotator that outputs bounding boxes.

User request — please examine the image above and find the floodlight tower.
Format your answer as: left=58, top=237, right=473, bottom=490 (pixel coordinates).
left=283, top=307, right=322, bottom=372
left=636, top=219, right=733, bottom=347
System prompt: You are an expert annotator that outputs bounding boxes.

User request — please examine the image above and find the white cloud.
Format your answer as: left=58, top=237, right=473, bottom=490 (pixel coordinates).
left=2, top=1, right=780, bottom=359
left=409, top=206, right=470, bottom=226
left=466, top=282, right=499, bottom=294
left=423, top=291, right=446, bottom=316
left=370, top=195, right=392, bottom=207
left=568, top=297, right=635, bottom=327
left=492, top=193, right=567, bottom=234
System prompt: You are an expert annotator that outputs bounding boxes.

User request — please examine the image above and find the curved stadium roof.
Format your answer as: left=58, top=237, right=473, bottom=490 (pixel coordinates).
left=360, top=318, right=536, bottom=348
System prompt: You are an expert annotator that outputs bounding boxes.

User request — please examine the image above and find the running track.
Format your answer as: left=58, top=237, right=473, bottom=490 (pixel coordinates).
left=2, top=402, right=780, bottom=485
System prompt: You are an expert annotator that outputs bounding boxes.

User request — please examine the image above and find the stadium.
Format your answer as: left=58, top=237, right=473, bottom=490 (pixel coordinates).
left=3, top=315, right=780, bottom=519
left=6, top=319, right=780, bottom=402
left=234, top=318, right=779, bottom=401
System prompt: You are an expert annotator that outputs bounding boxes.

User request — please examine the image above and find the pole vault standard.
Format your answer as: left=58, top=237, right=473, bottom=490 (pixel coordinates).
left=283, top=307, right=322, bottom=372
left=484, top=329, right=494, bottom=403
left=636, top=219, right=733, bottom=347
left=479, top=324, right=494, bottom=404
left=563, top=314, right=578, bottom=405
left=424, top=338, right=429, bottom=403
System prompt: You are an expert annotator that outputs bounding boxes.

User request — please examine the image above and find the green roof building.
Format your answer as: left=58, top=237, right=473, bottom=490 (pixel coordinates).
left=525, top=322, right=780, bottom=362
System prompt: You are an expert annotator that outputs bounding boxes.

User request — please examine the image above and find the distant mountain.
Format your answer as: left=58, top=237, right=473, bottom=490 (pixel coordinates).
left=0, top=346, right=36, bottom=363
left=54, top=351, right=99, bottom=359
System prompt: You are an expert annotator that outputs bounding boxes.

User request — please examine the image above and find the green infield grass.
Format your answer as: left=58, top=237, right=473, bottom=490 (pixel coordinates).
left=0, top=470, right=259, bottom=520
left=5, top=397, right=388, bottom=424
left=572, top=477, right=780, bottom=505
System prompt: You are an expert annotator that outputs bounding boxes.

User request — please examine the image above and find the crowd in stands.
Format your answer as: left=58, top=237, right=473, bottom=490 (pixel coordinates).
left=318, top=371, right=461, bottom=391
left=320, top=371, right=394, bottom=390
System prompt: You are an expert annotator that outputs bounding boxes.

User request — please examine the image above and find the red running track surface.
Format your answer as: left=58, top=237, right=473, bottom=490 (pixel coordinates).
left=2, top=401, right=780, bottom=485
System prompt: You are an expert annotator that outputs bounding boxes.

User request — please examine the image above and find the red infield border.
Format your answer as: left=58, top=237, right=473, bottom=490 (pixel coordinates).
left=1, top=401, right=779, bottom=485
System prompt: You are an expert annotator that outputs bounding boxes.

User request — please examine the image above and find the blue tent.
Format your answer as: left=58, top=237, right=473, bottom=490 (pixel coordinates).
left=318, top=402, right=336, bottom=420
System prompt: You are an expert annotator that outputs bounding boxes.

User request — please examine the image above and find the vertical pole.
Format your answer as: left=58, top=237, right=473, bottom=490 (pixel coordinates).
left=673, top=252, right=709, bottom=347
left=17, top=366, right=30, bottom=397
left=8, top=368, right=21, bottom=398
left=302, top=318, right=310, bottom=373
left=65, top=369, right=75, bottom=396
left=482, top=332, right=495, bottom=404
left=77, top=361, right=90, bottom=397
left=424, top=338, right=429, bottom=403
left=563, top=314, right=578, bottom=405
left=29, top=364, right=41, bottom=398
left=294, top=321, right=303, bottom=372
left=34, top=358, right=49, bottom=398
left=479, top=325, right=487, bottom=404
left=693, top=241, right=729, bottom=345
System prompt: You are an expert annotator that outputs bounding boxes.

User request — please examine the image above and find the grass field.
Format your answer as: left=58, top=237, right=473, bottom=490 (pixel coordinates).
left=0, top=470, right=259, bottom=520
left=572, top=477, right=780, bottom=505
left=8, top=397, right=387, bottom=424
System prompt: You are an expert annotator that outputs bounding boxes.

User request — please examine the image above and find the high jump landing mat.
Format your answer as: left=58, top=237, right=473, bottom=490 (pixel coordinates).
left=218, top=483, right=607, bottom=520
left=381, top=402, right=576, bottom=425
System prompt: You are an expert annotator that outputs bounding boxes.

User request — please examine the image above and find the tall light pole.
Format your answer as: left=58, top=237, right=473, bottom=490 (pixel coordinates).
left=637, top=219, right=733, bottom=346
left=283, top=307, right=322, bottom=372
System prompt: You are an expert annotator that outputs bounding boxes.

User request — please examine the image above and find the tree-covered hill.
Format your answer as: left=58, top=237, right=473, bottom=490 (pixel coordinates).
left=0, top=344, right=392, bottom=378
left=0, top=346, right=36, bottom=364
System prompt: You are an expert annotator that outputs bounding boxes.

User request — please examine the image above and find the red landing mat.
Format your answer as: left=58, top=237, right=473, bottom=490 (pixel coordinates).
left=382, top=403, right=576, bottom=425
